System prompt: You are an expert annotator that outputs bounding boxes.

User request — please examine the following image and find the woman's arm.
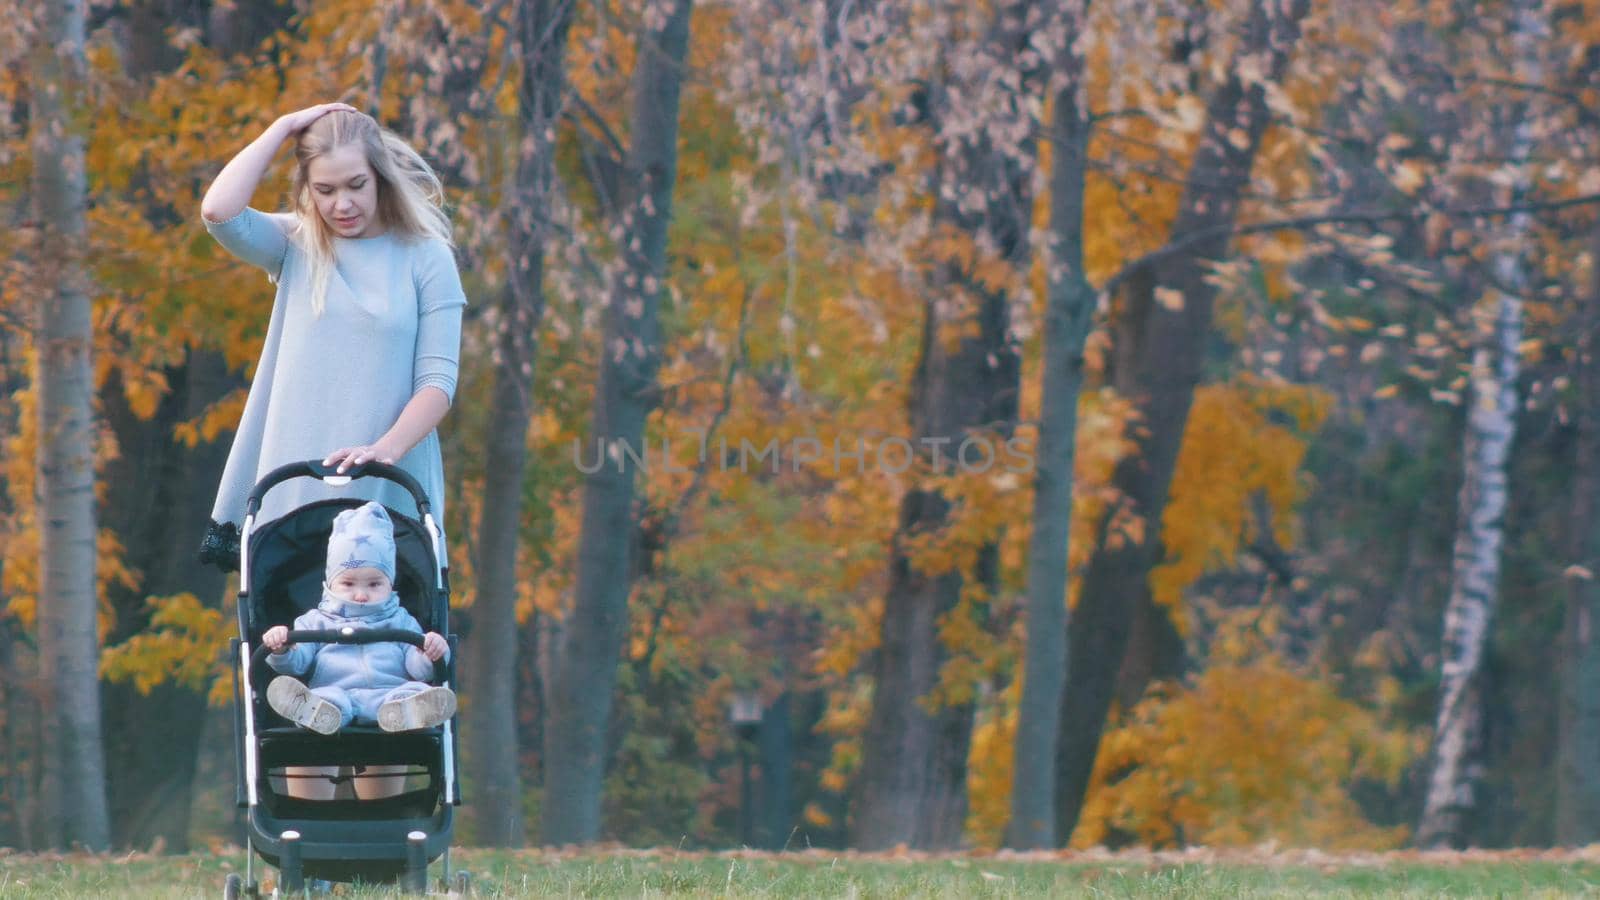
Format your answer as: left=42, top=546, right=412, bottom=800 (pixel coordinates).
left=324, top=387, right=451, bottom=474
left=200, top=103, right=356, bottom=223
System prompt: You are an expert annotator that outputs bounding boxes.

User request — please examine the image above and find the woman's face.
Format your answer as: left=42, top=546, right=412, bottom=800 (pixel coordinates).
left=306, top=143, right=381, bottom=239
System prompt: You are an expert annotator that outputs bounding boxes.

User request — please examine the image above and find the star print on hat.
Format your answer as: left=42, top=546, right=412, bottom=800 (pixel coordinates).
left=326, top=501, right=397, bottom=583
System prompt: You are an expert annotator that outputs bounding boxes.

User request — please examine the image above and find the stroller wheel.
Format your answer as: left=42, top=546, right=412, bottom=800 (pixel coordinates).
left=223, top=873, right=243, bottom=900
left=454, top=870, right=472, bottom=895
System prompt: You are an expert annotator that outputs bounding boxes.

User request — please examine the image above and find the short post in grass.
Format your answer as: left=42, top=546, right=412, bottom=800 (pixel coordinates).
left=729, top=691, right=762, bottom=847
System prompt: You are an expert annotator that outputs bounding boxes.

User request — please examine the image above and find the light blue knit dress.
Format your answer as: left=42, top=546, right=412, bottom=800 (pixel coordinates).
left=204, top=208, right=466, bottom=537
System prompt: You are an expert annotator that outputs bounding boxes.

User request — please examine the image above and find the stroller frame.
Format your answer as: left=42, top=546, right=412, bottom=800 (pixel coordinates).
left=225, top=461, right=463, bottom=897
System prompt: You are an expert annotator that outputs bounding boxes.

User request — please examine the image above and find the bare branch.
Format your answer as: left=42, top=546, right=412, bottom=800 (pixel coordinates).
left=1098, top=193, right=1600, bottom=299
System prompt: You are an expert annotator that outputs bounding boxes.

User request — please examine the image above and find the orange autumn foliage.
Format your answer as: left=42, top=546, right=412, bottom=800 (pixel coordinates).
left=1152, top=378, right=1331, bottom=621
left=1072, top=622, right=1421, bottom=850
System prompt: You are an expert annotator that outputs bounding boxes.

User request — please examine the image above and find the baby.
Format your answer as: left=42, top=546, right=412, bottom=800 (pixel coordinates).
left=263, top=501, right=456, bottom=734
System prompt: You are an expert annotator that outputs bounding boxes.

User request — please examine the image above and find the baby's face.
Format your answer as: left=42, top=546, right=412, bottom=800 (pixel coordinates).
left=328, top=566, right=393, bottom=604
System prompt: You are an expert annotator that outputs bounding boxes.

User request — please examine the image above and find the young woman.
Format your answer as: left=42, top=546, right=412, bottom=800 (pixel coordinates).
left=200, top=104, right=467, bottom=801
left=198, top=103, right=466, bottom=568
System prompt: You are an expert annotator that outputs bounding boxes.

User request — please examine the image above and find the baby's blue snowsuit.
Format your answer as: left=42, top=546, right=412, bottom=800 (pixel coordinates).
left=265, top=592, right=447, bottom=729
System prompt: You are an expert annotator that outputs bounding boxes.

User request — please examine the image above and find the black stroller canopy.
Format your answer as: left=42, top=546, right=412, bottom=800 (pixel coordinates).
left=245, top=498, right=442, bottom=638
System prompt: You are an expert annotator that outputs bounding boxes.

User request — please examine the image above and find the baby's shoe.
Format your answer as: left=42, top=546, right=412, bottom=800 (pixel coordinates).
left=377, top=686, right=457, bottom=732
left=266, top=677, right=341, bottom=735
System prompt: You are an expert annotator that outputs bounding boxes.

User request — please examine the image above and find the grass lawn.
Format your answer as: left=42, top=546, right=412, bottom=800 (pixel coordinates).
left=2, top=847, right=1600, bottom=897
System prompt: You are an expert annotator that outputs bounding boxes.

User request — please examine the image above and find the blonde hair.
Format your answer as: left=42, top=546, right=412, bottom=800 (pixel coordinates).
left=289, top=110, right=452, bottom=316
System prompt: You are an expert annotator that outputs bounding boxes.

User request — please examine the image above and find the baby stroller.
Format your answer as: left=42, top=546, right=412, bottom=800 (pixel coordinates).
left=222, top=460, right=465, bottom=897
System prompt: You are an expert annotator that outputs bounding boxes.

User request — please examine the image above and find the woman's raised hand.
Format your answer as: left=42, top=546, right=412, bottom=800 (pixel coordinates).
left=202, top=103, right=358, bottom=224
left=276, top=103, right=359, bottom=137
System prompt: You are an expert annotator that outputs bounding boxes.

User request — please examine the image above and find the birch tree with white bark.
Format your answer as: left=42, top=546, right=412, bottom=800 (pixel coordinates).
left=27, top=0, right=110, bottom=851
left=1416, top=0, right=1543, bottom=850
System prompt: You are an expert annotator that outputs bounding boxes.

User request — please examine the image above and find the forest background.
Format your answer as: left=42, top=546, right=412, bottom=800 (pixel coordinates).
left=3, top=0, right=1598, bottom=858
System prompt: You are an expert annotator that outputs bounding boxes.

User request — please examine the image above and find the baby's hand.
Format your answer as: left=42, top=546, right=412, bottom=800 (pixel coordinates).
left=263, top=626, right=290, bottom=652
left=422, top=631, right=448, bottom=662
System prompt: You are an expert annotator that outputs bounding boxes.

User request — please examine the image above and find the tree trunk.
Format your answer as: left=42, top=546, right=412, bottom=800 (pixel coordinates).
left=463, top=0, right=573, bottom=848
left=850, top=498, right=979, bottom=849
left=1, top=191, right=34, bottom=849
left=852, top=2, right=1042, bottom=851
left=464, top=283, right=537, bottom=849
left=30, top=0, right=110, bottom=851
left=1005, top=2, right=1093, bottom=849
left=204, top=0, right=294, bottom=58
left=1414, top=0, right=1539, bottom=851
left=1053, top=0, right=1312, bottom=844
left=1555, top=222, right=1600, bottom=845
left=757, top=691, right=794, bottom=850
left=0, top=615, right=37, bottom=848
left=539, top=0, right=694, bottom=846
left=1112, top=585, right=1188, bottom=712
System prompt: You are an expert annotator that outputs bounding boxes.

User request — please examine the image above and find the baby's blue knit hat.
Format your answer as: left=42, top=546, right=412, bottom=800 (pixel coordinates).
left=326, top=501, right=396, bottom=583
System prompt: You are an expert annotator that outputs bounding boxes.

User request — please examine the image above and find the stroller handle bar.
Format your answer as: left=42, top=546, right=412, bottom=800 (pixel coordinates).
left=245, top=461, right=432, bottom=518
left=249, top=628, right=424, bottom=669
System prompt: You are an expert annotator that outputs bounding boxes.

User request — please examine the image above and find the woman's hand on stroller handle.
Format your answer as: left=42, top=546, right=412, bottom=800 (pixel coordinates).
left=245, top=459, right=434, bottom=516
left=323, top=440, right=399, bottom=475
